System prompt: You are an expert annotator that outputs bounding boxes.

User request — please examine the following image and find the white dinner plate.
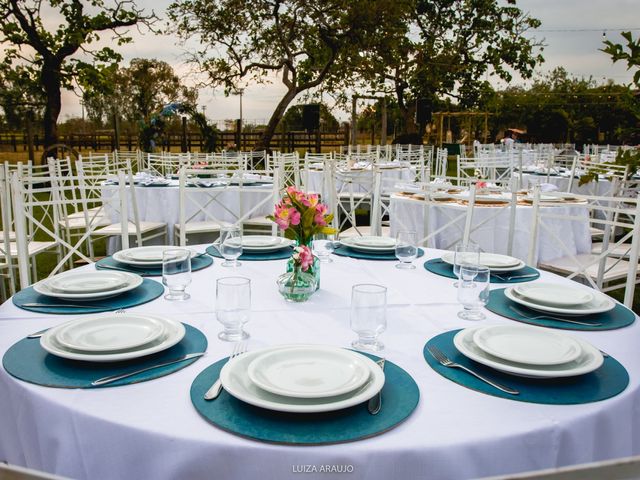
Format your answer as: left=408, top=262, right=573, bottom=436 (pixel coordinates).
left=220, top=346, right=385, bottom=413
left=240, top=236, right=293, bottom=252
left=513, top=283, right=594, bottom=307
left=41, top=315, right=185, bottom=362
left=54, top=313, right=166, bottom=353
left=340, top=236, right=397, bottom=252
left=504, top=286, right=615, bottom=316
left=440, top=252, right=525, bottom=272
left=472, top=325, right=582, bottom=366
left=454, top=327, right=603, bottom=378
left=33, top=271, right=143, bottom=301
left=247, top=346, right=371, bottom=398
left=450, top=191, right=510, bottom=203
left=113, top=246, right=198, bottom=266
left=46, top=271, right=130, bottom=294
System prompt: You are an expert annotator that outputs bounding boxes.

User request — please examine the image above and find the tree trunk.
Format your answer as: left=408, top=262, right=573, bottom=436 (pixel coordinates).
left=41, top=63, right=63, bottom=158
left=254, top=87, right=299, bottom=151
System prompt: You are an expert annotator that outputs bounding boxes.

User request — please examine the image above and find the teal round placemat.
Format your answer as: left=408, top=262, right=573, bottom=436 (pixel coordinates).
left=486, top=288, right=635, bottom=331
left=423, top=258, right=540, bottom=284
left=206, top=245, right=292, bottom=261
left=191, top=353, right=419, bottom=445
left=334, top=247, right=425, bottom=261
left=2, top=324, right=207, bottom=389
left=96, top=254, right=213, bottom=276
left=12, top=278, right=164, bottom=315
left=424, top=330, right=628, bottom=404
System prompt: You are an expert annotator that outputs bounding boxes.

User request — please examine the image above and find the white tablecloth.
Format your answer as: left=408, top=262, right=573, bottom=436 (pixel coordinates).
left=305, top=165, right=415, bottom=196
left=520, top=173, right=614, bottom=196
left=389, top=195, right=591, bottom=263
left=0, top=249, right=638, bottom=480
left=101, top=181, right=274, bottom=247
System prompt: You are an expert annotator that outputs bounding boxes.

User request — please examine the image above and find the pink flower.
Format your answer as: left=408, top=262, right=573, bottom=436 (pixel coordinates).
left=293, top=245, right=314, bottom=271
left=274, top=204, right=293, bottom=230
left=313, top=203, right=328, bottom=226
left=289, top=208, right=301, bottom=226
left=476, top=181, right=487, bottom=189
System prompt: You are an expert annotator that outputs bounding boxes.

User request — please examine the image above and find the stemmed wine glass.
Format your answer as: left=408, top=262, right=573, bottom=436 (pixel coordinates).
left=457, top=264, right=490, bottom=320
left=350, top=284, right=387, bottom=351
left=312, top=234, right=335, bottom=263
left=219, top=225, right=243, bottom=267
left=453, top=242, right=480, bottom=287
left=162, top=249, right=192, bottom=301
left=395, top=231, right=418, bottom=269
left=215, top=276, right=251, bottom=341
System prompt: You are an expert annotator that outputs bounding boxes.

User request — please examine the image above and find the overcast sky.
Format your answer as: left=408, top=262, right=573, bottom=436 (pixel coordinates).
left=58, top=0, right=640, bottom=124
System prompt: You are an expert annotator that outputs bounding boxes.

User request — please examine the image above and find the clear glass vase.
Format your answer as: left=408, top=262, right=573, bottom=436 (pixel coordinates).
left=288, top=240, right=321, bottom=291
left=277, top=266, right=318, bottom=302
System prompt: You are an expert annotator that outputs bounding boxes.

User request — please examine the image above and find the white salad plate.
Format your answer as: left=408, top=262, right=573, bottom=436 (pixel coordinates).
left=41, top=315, right=185, bottom=362
left=239, top=236, right=293, bottom=252
left=472, top=325, right=582, bottom=366
left=441, top=252, right=525, bottom=272
left=33, top=271, right=142, bottom=300
left=113, top=246, right=197, bottom=266
left=54, top=313, right=166, bottom=353
left=341, top=236, right=397, bottom=253
left=220, top=346, right=385, bottom=413
left=454, top=327, right=603, bottom=378
left=513, top=283, right=594, bottom=307
left=46, top=271, right=130, bottom=294
left=247, top=345, right=371, bottom=398
left=505, top=286, right=615, bottom=316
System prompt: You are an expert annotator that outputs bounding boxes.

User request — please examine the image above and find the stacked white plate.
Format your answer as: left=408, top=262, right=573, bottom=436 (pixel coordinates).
left=340, top=236, right=397, bottom=253
left=239, top=235, right=293, bottom=252
left=33, top=271, right=143, bottom=301
left=441, top=252, right=525, bottom=272
left=113, top=246, right=198, bottom=266
left=505, top=283, right=615, bottom=316
left=40, top=313, right=186, bottom=362
left=219, top=345, right=385, bottom=413
left=453, top=325, right=603, bottom=378
left=450, top=191, right=510, bottom=203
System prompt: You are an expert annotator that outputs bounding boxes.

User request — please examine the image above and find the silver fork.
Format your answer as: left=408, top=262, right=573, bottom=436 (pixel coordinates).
left=427, top=345, right=519, bottom=395
left=204, top=342, right=247, bottom=400
left=509, top=305, right=602, bottom=327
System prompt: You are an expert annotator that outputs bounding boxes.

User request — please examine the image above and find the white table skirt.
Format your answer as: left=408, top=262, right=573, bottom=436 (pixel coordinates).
left=0, top=248, right=638, bottom=480
left=389, top=196, right=591, bottom=263
left=101, top=181, right=274, bottom=249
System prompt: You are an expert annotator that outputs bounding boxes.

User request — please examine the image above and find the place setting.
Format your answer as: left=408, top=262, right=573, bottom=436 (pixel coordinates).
left=334, top=232, right=425, bottom=263
left=96, top=245, right=214, bottom=276
left=2, top=312, right=208, bottom=388
left=191, top=281, right=419, bottom=445
left=11, top=269, right=165, bottom=314
left=205, top=228, right=295, bottom=262
left=424, top=243, right=540, bottom=284
left=485, top=282, right=636, bottom=330
left=424, top=324, right=629, bottom=404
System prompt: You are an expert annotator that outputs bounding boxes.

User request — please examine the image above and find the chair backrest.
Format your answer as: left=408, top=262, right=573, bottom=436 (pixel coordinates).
left=527, top=187, right=640, bottom=306
left=0, top=163, right=16, bottom=294
left=272, top=152, right=300, bottom=189
left=457, top=154, right=516, bottom=186
left=568, top=154, right=629, bottom=194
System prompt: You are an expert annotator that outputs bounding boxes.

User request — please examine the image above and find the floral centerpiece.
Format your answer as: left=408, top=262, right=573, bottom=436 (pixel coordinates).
left=268, top=187, right=336, bottom=301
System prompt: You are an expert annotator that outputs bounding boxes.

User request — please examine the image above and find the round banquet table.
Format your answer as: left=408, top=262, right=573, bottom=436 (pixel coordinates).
left=519, top=172, right=614, bottom=196
left=305, top=163, right=415, bottom=195
left=101, top=180, right=274, bottom=249
left=0, top=246, right=638, bottom=480
left=389, top=194, right=591, bottom=264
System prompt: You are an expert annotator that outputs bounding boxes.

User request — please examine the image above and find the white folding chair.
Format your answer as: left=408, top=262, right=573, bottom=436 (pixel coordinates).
left=528, top=187, right=640, bottom=307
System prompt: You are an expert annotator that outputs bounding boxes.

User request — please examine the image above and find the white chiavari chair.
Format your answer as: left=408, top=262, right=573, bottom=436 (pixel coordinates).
left=527, top=187, right=640, bottom=307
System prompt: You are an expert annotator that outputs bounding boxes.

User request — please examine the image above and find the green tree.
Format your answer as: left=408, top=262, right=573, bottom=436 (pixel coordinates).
left=0, top=0, right=157, bottom=152
left=168, top=0, right=409, bottom=151
left=602, top=31, right=640, bottom=88
left=367, top=0, right=543, bottom=134
left=83, top=58, right=198, bottom=126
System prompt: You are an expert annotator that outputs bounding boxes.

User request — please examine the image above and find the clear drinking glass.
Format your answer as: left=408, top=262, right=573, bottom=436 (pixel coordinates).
left=453, top=242, right=480, bottom=287
left=350, top=284, right=387, bottom=351
left=219, top=225, right=243, bottom=267
left=312, top=235, right=335, bottom=263
left=395, top=230, right=418, bottom=269
left=457, top=264, right=490, bottom=321
left=162, top=249, right=192, bottom=301
left=215, top=276, right=251, bottom=341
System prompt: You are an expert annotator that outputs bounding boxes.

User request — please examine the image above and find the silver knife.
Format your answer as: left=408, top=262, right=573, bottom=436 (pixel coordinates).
left=367, top=359, right=386, bottom=415
left=91, top=352, right=205, bottom=386
left=22, top=302, right=112, bottom=309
